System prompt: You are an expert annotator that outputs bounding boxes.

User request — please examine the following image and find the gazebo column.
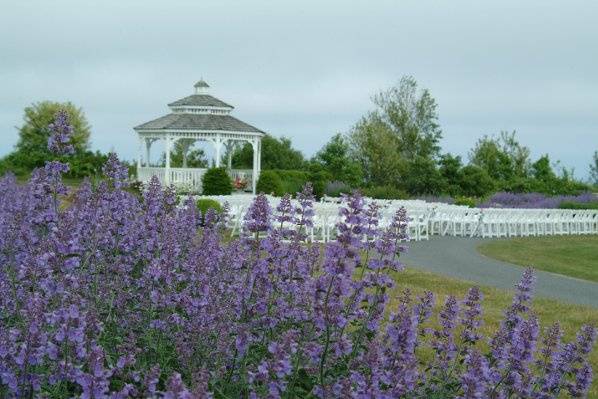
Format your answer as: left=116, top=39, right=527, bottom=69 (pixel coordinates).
left=165, top=134, right=172, bottom=185
left=145, top=138, right=153, bottom=167
left=257, top=139, right=262, bottom=180
left=137, top=136, right=143, bottom=170
left=251, top=139, right=258, bottom=194
left=226, top=141, right=234, bottom=171
left=213, top=136, right=224, bottom=168
left=180, top=139, right=193, bottom=168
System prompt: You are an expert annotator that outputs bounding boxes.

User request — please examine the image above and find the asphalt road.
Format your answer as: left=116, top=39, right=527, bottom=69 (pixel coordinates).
left=401, top=236, right=598, bottom=308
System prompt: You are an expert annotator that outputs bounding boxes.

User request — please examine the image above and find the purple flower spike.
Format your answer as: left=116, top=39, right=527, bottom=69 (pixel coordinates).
left=47, top=110, right=75, bottom=155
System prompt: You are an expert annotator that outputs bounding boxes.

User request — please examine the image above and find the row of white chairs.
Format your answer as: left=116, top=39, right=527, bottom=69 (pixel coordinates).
left=197, top=194, right=598, bottom=241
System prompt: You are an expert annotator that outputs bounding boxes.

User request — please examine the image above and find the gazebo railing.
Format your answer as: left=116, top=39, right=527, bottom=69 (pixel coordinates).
left=137, top=166, right=253, bottom=193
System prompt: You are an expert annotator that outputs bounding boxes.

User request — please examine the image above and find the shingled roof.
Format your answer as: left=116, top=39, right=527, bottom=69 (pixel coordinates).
left=167, top=94, right=234, bottom=108
left=134, top=113, right=264, bottom=134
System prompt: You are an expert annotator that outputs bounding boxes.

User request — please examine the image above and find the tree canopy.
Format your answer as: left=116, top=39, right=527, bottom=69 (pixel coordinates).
left=15, top=101, right=91, bottom=169
left=311, top=134, right=363, bottom=187
left=349, top=76, right=442, bottom=187
left=231, top=134, right=305, bottom=170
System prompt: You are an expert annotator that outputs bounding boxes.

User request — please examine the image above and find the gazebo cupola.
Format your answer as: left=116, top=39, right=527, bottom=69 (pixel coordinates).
left=134, top=80, right=265, bottom=194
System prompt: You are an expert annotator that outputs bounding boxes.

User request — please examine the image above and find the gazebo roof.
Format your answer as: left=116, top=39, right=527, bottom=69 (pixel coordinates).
left=134, top=113, right=265, bottom=133
left=135, top=80, right=265, bottom=135
left=194, top=79, right=210, bottom=88
left=167, top=94, right=233, bottom=109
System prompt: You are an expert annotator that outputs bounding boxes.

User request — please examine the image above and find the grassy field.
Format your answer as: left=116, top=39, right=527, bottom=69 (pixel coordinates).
left=389, top=267, right=598, bottom=397
left=477, top=236, right=598, bottom=282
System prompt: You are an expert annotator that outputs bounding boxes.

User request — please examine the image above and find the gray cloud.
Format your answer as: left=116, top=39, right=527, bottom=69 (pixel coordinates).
left=1, top=0, right=597, bottom=178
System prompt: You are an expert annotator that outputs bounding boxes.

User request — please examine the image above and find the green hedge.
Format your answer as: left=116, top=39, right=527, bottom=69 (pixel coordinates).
left=362, top=185, right=408, bottom=200
left=202, top=167, right=232, bottom=195
left=558, top=201, right=598, bottom=210
left=256, top=169, right=331, bottom=198
left=256, top=170, right=284, bottom=196
left=270, top=169, right=309, bottom=195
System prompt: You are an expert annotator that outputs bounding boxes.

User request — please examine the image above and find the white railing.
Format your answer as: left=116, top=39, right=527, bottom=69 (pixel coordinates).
left=137, top=167, right=253, bottom=193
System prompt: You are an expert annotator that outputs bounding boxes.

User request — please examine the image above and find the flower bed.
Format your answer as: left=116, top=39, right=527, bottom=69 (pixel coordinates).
left=0, top=112, right=595, bottom=397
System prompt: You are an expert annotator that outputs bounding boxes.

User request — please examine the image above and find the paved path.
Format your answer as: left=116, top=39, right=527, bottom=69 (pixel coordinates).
left=401, top=237, right=598, bottom=308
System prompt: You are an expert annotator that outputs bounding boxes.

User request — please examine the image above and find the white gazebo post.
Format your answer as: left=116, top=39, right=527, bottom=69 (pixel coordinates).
left=226, top=141, right=234, bottom=171
left=145, top=138, right=152, bottom=167
left=252, top=139, right=258, bottom=194
left=214, top=136, right=223, bottom=168
left=137, top=136, right=143, bottom=170
left=164, top=134, right=172, bottom=185
left=134, top=80, right=265, bottom=193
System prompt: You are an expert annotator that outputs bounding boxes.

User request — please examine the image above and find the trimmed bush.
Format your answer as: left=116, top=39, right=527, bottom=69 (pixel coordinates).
left=271, top=169, right=310, bottom=195
left=454, top=196, right=477, bottom=208
left=559, top=201, right=598, bottom=210
left=308, top=170, right=332, bottom=199
left=196, top=198, right=223, bottom=214
left=256, top=170, right=284, bottom=196
left=362, top=185, right=408, bottom=200
left=202, top=167, right=232, bottom=195
left=325, top=181, right=351, bottom=197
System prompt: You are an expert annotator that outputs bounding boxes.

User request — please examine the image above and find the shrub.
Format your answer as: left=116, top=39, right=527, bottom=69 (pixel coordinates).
left=271, top=169, right=310, bottom=195
left=458, top=165, right=495, bottom=197
left=196, top=198, right=223, bottom=214
left=202, top=167, right=232, bottom=195
left=308, top=170, right=331, bottom=199
left=480, top=192, right=596, bottom=209
left=1, top=165, right=595, bottom=397
left=559, top=201, right=598, bottom=210
left=362, top=185, right=408, bottom=200
left=0, top=110, right=595, bottom=398
left=454, top=196, right=477, bottom=208
left=325, top=181, right=351, bottom=197
left=256, top=170, right=284, bottom=195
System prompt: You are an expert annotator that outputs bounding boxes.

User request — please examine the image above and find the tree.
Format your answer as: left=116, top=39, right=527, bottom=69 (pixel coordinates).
left=590, top=151, right=598, bottom=186
left=350, top=76, right=442, bottom=186
left=458, top=165, right=495, bottom=197
left=469, top=131, right=530, bottom=182
left=372, top=76, right=442, bottom=161
left=231, top=135, right=305, bottom=170
left=160, top=139, right=208, bottom=168
left=349, top=115, right=405, bottom=186
left=14, top=101, right=91, bottom=169
left=403, top=157, right=444, bottom=195
left=312, top=134, right=363, bottom=187
left=531, top=154, right=556, bottom=183
left=438, top=153, right=463, bottom=195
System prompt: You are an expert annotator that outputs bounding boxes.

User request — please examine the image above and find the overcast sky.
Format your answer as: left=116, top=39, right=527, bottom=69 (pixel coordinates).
left=1, top=0, right=597, bottom=178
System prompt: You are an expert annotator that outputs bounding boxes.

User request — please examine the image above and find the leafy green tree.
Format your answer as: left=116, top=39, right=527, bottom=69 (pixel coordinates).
left=469, top=131, right=530, bottom=182
left=590, top=151, right=598, bottom=186
left=438, top=153, right=463, bottom=195
left=458, top=165, right=495, bottom=197
left=531, top=154, right=556, bottom=183
left=372, top=76, right=442, bottom=161
left=160, top=139, right=208, bottom=168
left=349, top=76, right=442, bottom=186
left=14, top=101, right=91, bottom=169
left=403, top=157, right=444, bottom=195
left=349, top=115, right=405, bottom=186
left=312, top=134, right=363, bottom=187
left=202, top=167, right=232, bottom=195
left=232, top=135, right=305, bottom=170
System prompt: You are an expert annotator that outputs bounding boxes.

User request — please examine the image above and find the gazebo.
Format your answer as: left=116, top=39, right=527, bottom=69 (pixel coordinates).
left=134, top=80, right=265, bottom=194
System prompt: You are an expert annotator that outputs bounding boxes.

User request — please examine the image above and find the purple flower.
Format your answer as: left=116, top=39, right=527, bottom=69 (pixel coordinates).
left=47, top=110, right=75, bottom=155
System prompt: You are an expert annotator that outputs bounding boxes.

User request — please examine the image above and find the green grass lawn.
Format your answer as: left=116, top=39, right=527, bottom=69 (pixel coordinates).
left=477, top=236, right=598, bottom=282
left=390, top=267, right=598, bottom=397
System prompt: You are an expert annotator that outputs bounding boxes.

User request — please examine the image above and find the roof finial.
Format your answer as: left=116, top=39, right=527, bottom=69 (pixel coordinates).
left=194, top=78, right=210, bottom=95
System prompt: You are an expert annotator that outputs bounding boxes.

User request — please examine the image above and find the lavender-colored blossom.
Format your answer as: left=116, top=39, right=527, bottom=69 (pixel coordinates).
left=243, top=193, right=271, bottom=234
left=47, top=110, right=75, bottom=155
left=0, top=134, right=595, bottom=398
